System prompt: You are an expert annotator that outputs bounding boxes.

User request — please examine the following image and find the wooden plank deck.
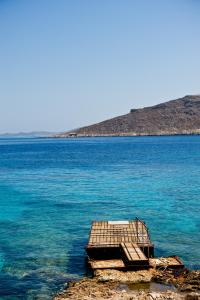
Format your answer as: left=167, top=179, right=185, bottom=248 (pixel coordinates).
left=120, top=242, right=148, bottom=264
left=87, top=220, right=152, bottom=248
left=86, top=219, right=184, bottom=271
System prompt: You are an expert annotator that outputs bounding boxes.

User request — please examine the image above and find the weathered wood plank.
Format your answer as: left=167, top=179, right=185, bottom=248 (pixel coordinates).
left=120, top=242, right=148, bottom=264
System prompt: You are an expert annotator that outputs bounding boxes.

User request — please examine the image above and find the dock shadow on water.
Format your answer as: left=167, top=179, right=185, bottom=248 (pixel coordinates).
left=65, top=236, right=88, bottom=278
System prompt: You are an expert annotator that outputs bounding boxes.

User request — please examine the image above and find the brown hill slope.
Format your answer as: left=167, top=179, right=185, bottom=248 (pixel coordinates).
left=56, top=95, right=200, bottom=137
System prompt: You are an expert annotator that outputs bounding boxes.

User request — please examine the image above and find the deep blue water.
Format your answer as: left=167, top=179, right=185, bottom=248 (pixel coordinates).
left=0, top=136, right=200, bottom=299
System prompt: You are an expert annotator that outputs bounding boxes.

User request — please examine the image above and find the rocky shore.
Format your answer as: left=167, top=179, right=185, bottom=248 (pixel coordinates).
left=54, top=268, right=200, bottom=300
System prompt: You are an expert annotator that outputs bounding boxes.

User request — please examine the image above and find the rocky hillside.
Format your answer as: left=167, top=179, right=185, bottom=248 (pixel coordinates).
left=56, top=95, right=200, bottom=137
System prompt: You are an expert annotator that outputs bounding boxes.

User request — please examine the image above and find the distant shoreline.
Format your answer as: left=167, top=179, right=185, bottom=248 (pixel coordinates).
left=52, top=132, right=200, bottom=138
left=1, top=132, right=200, bottom=139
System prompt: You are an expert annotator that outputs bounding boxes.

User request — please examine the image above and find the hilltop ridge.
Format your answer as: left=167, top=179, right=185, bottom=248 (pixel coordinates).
left=55, top=95, right=200, bottom=137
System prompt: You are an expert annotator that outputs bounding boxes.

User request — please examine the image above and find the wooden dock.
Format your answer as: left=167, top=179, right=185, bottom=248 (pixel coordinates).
left=86, top=218, right=184, bottom=271
left=86, top=219, right=154, bottom=269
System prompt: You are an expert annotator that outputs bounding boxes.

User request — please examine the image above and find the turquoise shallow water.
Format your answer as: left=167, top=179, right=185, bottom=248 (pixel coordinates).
left=0, top=136, right=200, bottom=299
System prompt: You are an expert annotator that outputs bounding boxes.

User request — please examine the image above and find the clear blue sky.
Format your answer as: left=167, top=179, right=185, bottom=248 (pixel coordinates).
left=0, top=0, right=200, bottom=133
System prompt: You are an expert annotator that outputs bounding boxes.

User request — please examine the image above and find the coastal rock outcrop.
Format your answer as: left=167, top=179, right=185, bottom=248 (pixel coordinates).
left=54, top=269, right=200, bottom=300
left=154, top=269, right=200, bottom=292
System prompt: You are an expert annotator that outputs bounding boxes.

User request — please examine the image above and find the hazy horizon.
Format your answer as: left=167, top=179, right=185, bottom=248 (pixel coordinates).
left=0, top=0, right=200, bottom=134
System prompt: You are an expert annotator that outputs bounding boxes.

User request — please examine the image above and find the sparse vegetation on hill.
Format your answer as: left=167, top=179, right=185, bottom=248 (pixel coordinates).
left=55, top=95, right=200, bottom=137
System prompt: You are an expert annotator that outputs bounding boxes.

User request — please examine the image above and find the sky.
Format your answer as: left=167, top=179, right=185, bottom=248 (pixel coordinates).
left=0, top=0, right=200, bottom=133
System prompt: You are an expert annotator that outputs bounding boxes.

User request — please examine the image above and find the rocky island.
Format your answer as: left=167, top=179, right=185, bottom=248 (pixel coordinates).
left=54, top=95, right=200, bottom=137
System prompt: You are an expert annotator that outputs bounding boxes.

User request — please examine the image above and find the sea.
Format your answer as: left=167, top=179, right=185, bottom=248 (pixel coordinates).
left=0, top=136, right=199, bottom=299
